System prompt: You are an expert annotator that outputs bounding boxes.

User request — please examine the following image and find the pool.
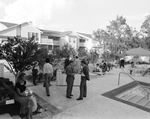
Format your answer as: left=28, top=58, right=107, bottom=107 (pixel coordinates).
left=102, top=81, right=150, bottom=113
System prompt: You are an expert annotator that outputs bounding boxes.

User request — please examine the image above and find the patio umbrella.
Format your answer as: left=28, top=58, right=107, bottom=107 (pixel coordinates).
left=126, top=47, right=150, bottom=56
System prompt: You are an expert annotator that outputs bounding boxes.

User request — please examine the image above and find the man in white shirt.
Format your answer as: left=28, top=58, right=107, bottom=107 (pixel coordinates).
left=43, top=58, right=53, bottom=96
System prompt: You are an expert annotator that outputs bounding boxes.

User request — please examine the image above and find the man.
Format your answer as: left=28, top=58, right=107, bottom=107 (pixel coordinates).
left=43, top=58, right=53, bottom=96
left=77, top=60, right=90, bottom=100
left=65, top=60, right=75, bottom=99
left=64, top=55, right=70, bottom=69
left=32, top=66, right=38, bottom=85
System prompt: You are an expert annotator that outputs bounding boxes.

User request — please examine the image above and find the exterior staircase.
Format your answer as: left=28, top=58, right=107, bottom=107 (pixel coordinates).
left=0, top=113, right=21, bottom=119
left=116, top=85, right=150, bottom=109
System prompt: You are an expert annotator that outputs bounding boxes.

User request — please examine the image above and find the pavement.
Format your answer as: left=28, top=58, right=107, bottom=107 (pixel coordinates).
left=3, top=66, right=150, bottom=119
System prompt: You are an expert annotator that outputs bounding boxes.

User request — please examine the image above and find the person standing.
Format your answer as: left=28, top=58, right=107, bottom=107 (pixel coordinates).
left=77, top=60, right=90, bottom=101
left=102, top=60, right=107, bottom=75
left=120, top=58, right=125, bottom=71
left=43, top=58, right=53, bottom=96
left=64, top=55, right=70, bottom=69
left=32, top=66, right=38, bottom=86
left=65, top=60, right=75, bottom=99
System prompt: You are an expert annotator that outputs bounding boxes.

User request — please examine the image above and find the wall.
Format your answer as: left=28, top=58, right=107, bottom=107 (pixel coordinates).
left=21, top=23, right=41, bottom=43
left=0, top=28, right=17, bottom=36
left=0, top=23, right=7, bottom=31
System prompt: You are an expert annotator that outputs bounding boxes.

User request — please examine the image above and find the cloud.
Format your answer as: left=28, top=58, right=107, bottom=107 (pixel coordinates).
left=2, top=0, right=73, bottom=30
left=0, top=1, right=7, bottom=8
left=126, top=12, right=150, bottom=22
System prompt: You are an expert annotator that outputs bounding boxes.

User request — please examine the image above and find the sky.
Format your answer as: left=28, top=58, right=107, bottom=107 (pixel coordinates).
left=0, top=0, right=150, bottom=34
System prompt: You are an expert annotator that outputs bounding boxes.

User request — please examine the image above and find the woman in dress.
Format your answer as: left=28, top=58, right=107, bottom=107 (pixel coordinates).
left=15, top=73, right=34, bottom=119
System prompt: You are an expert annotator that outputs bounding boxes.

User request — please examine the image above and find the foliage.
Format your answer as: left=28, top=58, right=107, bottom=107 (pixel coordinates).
left=77, top=47, right=89, bottom=58
left=93, top=15, right=148, bottom=60
left=89, top=49, right=99, bottom=64
left=0, top=37, right=48, bottom=78
left=52, top=43, right=76, bottom=61
left=141, top=14, right=150, bottom=37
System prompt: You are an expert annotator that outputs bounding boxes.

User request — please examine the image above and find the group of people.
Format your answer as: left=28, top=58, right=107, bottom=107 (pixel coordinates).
left=64, top=55, right=90, bottom=100
left=14, top=56, right=90, bottom=118
left=94, top=60, right=113, bottom=75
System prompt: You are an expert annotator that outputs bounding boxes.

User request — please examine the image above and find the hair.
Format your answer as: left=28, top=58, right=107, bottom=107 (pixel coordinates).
left=45, top=58, right=50, bottom=63
left=81, top=60, right=87, bottom=65
left=76, top=56, right=78, bottom=59
left=17, top=73, right=26, bottom=81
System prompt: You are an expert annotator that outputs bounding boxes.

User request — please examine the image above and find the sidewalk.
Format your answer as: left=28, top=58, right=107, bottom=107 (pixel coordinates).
left=3, top=67, right=150, bottom=119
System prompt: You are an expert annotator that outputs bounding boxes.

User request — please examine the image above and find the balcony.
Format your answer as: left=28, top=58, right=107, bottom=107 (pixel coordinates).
left=79, top=42, right=86, bottom=47
left=53, top=40, right=60, bottom=45
left=41, top=38, right=53, bottom=45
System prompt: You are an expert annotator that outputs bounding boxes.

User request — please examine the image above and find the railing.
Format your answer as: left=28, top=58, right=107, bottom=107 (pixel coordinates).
left=118, top=72, right=150, bottom=100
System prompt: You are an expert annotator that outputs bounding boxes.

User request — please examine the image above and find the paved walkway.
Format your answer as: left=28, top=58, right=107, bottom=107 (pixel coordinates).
left=4, top=66, right=150, bottom=119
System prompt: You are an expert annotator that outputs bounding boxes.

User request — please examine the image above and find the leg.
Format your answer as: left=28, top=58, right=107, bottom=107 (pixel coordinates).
left=70, top=77, right=74, bottom=96
left=27, top=107, right=32, bottom=119
left=66, top=77, right=72, bottom=98
left=83, top=80, right=87, bottom=97
left=48, top=74, right=52, bottom=86
left=78, top=78, right=85, bottom=99
left=44, top=74, right=50, bottom=96
left=32, top=71, right=36, bottom=85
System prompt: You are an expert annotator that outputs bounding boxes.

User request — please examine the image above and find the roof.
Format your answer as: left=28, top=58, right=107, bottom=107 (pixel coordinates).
left=0, top=22, right=42, bottom=34
left=0, top=35, right=27, bottom=40
left=40, top=29, right=62, bottom=37
left=77, top=32, right=93, bottom=39
left=40, top=29, right=72, bottom=37
left=0, top=21, right=18, bottom=28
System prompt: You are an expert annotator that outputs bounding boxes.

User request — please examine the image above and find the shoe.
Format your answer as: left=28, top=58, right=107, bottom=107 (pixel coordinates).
left=47, top=94, right=50, bottom=97
left=70, top=94, right=73, bottom=96
left=83, top=96, right=86, bottom=97
left=76, top=98, right=83, bottom=100
left=66, top=96, right=71, bottom=99
left=33, top=83, right=36, bottom=86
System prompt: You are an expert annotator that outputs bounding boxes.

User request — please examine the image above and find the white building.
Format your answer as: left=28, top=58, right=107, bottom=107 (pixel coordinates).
left=0, top=21, right=95, bottom=53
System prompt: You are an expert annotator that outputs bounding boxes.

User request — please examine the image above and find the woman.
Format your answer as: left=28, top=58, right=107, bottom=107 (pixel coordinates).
left=15, top=73, right=34, bottom=119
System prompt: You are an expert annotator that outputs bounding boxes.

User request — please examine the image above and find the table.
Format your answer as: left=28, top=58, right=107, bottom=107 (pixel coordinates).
left=56, top=71, right=81, bottom=86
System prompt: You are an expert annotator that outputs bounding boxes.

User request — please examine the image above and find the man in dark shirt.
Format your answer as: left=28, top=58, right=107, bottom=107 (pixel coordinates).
left=77, top=60, right=90, bottom=100
left=65, top=60, right=75, bottom=99
left=64, top=55, right=70, bottom=69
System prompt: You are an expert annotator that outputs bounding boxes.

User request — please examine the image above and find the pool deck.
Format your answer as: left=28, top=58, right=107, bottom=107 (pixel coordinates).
left=4, top=66, right=150, bottom=119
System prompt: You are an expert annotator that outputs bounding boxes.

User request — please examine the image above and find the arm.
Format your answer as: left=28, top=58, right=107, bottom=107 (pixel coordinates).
left=66, top=66, right=74, bottom=76
left=16, top=87, right=26, bottom=97
left=83, top=66, right=90, bottom=80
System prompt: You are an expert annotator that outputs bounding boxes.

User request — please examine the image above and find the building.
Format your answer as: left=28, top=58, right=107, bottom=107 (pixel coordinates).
left=0, top=21, right=95, bottom=53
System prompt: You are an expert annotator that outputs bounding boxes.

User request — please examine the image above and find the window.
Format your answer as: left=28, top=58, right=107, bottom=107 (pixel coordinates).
left=79, top=39, right=85, bottom=43
left=48, top=45, right=52, bottom=50
left=48, top=36, right=53, bottom=39
left=28, top=32, right=39, bottom=41
left=79, top=46, right=85, bottom=50
left=40, top=45, right=47, bottom=49
left=53, top=37, right=60, bottom=41
left=53, top=45, right=60, bottom=49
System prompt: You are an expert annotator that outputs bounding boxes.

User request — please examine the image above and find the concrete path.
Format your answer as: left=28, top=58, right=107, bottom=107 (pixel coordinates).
left=4, top=66, right=150, bottom=119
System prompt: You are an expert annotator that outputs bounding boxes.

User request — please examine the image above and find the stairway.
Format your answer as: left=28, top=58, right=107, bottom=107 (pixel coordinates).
left=116, top=85, right=150, bottom=109
left=0, top=113, right=21, bottom=119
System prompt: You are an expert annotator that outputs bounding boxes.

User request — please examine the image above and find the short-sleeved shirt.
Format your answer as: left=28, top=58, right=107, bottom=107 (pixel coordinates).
left=43, top=63, right=53, bottom=74
left=15, top=81, right=26, bottom=93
